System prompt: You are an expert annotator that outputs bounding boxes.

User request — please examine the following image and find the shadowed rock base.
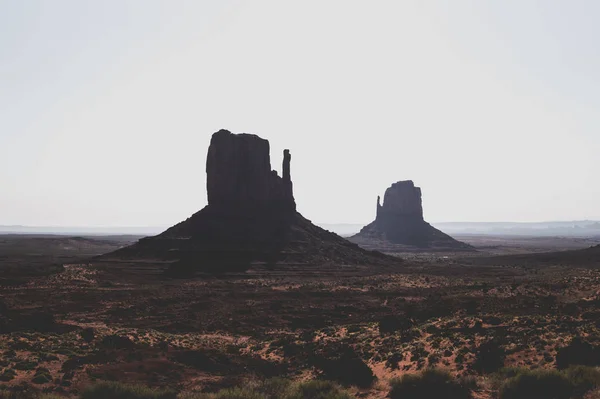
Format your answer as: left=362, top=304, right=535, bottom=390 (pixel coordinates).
left=109, top=208, right=395, bottom=275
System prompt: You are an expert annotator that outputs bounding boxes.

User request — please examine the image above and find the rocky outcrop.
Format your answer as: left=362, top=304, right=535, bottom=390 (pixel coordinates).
left=206, top=130, right=295, bottom=211
left=350, top=180, right=473, bottom=251
left=106, top=129, right=400, bottom=273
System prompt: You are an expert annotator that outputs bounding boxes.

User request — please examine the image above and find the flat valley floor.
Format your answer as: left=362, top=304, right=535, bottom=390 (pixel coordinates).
left=1, top=234, right=600, bottom=398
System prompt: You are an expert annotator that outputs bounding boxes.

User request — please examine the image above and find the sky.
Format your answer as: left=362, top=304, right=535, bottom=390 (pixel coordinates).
left=1, top=0, right=599, bottom=227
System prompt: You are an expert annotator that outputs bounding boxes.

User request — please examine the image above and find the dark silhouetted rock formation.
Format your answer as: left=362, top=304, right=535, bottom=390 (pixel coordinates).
left=205, top=130, right=295, bottom=212
left=106, top=129, right=399, bottom=274
left=350, top=181, right=473, bottom=252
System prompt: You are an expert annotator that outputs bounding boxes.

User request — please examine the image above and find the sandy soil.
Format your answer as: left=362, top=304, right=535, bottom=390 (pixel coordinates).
left=1, top=234, right=600, bottom=397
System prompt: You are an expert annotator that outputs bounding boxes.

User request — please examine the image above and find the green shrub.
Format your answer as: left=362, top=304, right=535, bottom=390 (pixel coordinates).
left=472, top=339, right=505, bottom=374
left=38, top=353, right=59, bottom=362
left=13, top=360, right=38, bottom=371
left=498, top=366, right=600, bottom=399
left=564, top=365, right=600, bottom=397
left=313, top=349, right=375, bottom=388
left=178, top=379, right=351, bottom=399
left=81, top=381, right=177, bottom=399
left=0, top=391, right=56, bottom=399
left=31, top=373, right=52, bottom=384
left=0, top=368, right=16, bottom=381
left=31, top=367, right=52, bottom=384
left=389, top=369, right=472, bottom=399
left=286, top=380, right=352, bottom=399
left=207, top=387, right=266, bottom=399
left=489, top=368, right=523, bottom=390
left=499, top=369, right=572, bottom=399
left=556, top=337, right=600, bottom=370
left=178, top=388, right=266, bottom=399
left=257, top=378, right=293, bottom=398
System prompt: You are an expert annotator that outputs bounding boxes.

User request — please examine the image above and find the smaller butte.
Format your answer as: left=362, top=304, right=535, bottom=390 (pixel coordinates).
left=350, top=180, right=474, bottom=252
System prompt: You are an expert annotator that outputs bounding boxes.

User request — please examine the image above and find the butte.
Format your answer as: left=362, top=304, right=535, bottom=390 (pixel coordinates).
left=349, top=180, right=474, bottom=252
left=104, top=129, right=400, bottom=274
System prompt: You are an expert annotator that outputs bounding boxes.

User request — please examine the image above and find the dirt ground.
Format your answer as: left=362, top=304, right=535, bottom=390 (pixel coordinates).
left=1, top=234, right=600, bottom=398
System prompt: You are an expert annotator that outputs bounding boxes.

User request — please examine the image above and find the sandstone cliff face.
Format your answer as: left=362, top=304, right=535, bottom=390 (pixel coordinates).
left=379, top=181, right=423, bottom=220
left=352, top=180, right=473, bottom=251
left=206, top=129, right=295, bottom=211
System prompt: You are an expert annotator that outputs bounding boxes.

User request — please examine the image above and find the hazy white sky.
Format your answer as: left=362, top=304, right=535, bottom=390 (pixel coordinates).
left=1, top=0, right=599, bottom=226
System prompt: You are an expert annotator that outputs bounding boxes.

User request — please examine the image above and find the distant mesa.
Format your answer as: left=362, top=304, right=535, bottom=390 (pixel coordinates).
left=349, top=180, right=474, bottom=252
left=105, top=129, right=399, bottom=274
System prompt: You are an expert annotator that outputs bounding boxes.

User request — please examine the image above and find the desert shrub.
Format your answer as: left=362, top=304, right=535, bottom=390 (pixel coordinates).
left=81, top=327, right=95, bottom=343
left=81, top=381, right=177, bottom=399
left=472, top=339, right=505, bottom=374
left=38, top=352, right=59, bottom=362
left=171, top=350, right=229, bottom=373
left=31, top=374, right=52, bottom=384
left=31, top=367, right=52, bottom=384
left=385, top=353, right=403, bottom=370
left=483, top=315, right=502, bottom=326
left=4, top=350, right=16, bottom=359
left=378, top=315, right=412, bottom=335
left=257, top=378, right=293, bottom=397
left=564, top=365, right=600, bottom=398
left=99, top=335, right=135, bottom=350
left=389, top=369, right=472, bottom=399
left=61, top=356, right=85, bottom=372
left=0, top=391, right=60, bottom=399
left=400, top=328, right=421, bottom=344
left=499, top=369, right=569, bottom=399
left=0, top=393, right=33, bottom=399
left=313, top=350, right=375, bottom=388
left=54, top=348, right=77, bottom=356
left=178, top=379, right=351, bottom=399
left=179, top=387, right=265, bottom=399
left=490, top=367, right=523, bottom=387
left=286, top=380, right=352, bottom=399
left=13, top=360, right=37, bottom=371
left=556, top=337, right=600, bottom=369
left=188, top=378, right=292, bottom=399
left=459, top=375, right=478, bottom=390
left=464, top=300, right=478, bottom=315
left=496, top=367, right=600, bottom=399
left=0, top=368, right=16, bottom=381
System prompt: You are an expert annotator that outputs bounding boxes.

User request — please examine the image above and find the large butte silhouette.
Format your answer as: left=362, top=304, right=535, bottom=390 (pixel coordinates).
left=350, top=180, right=473, bottom=251
left=108, top=129, right=399, bottom=274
